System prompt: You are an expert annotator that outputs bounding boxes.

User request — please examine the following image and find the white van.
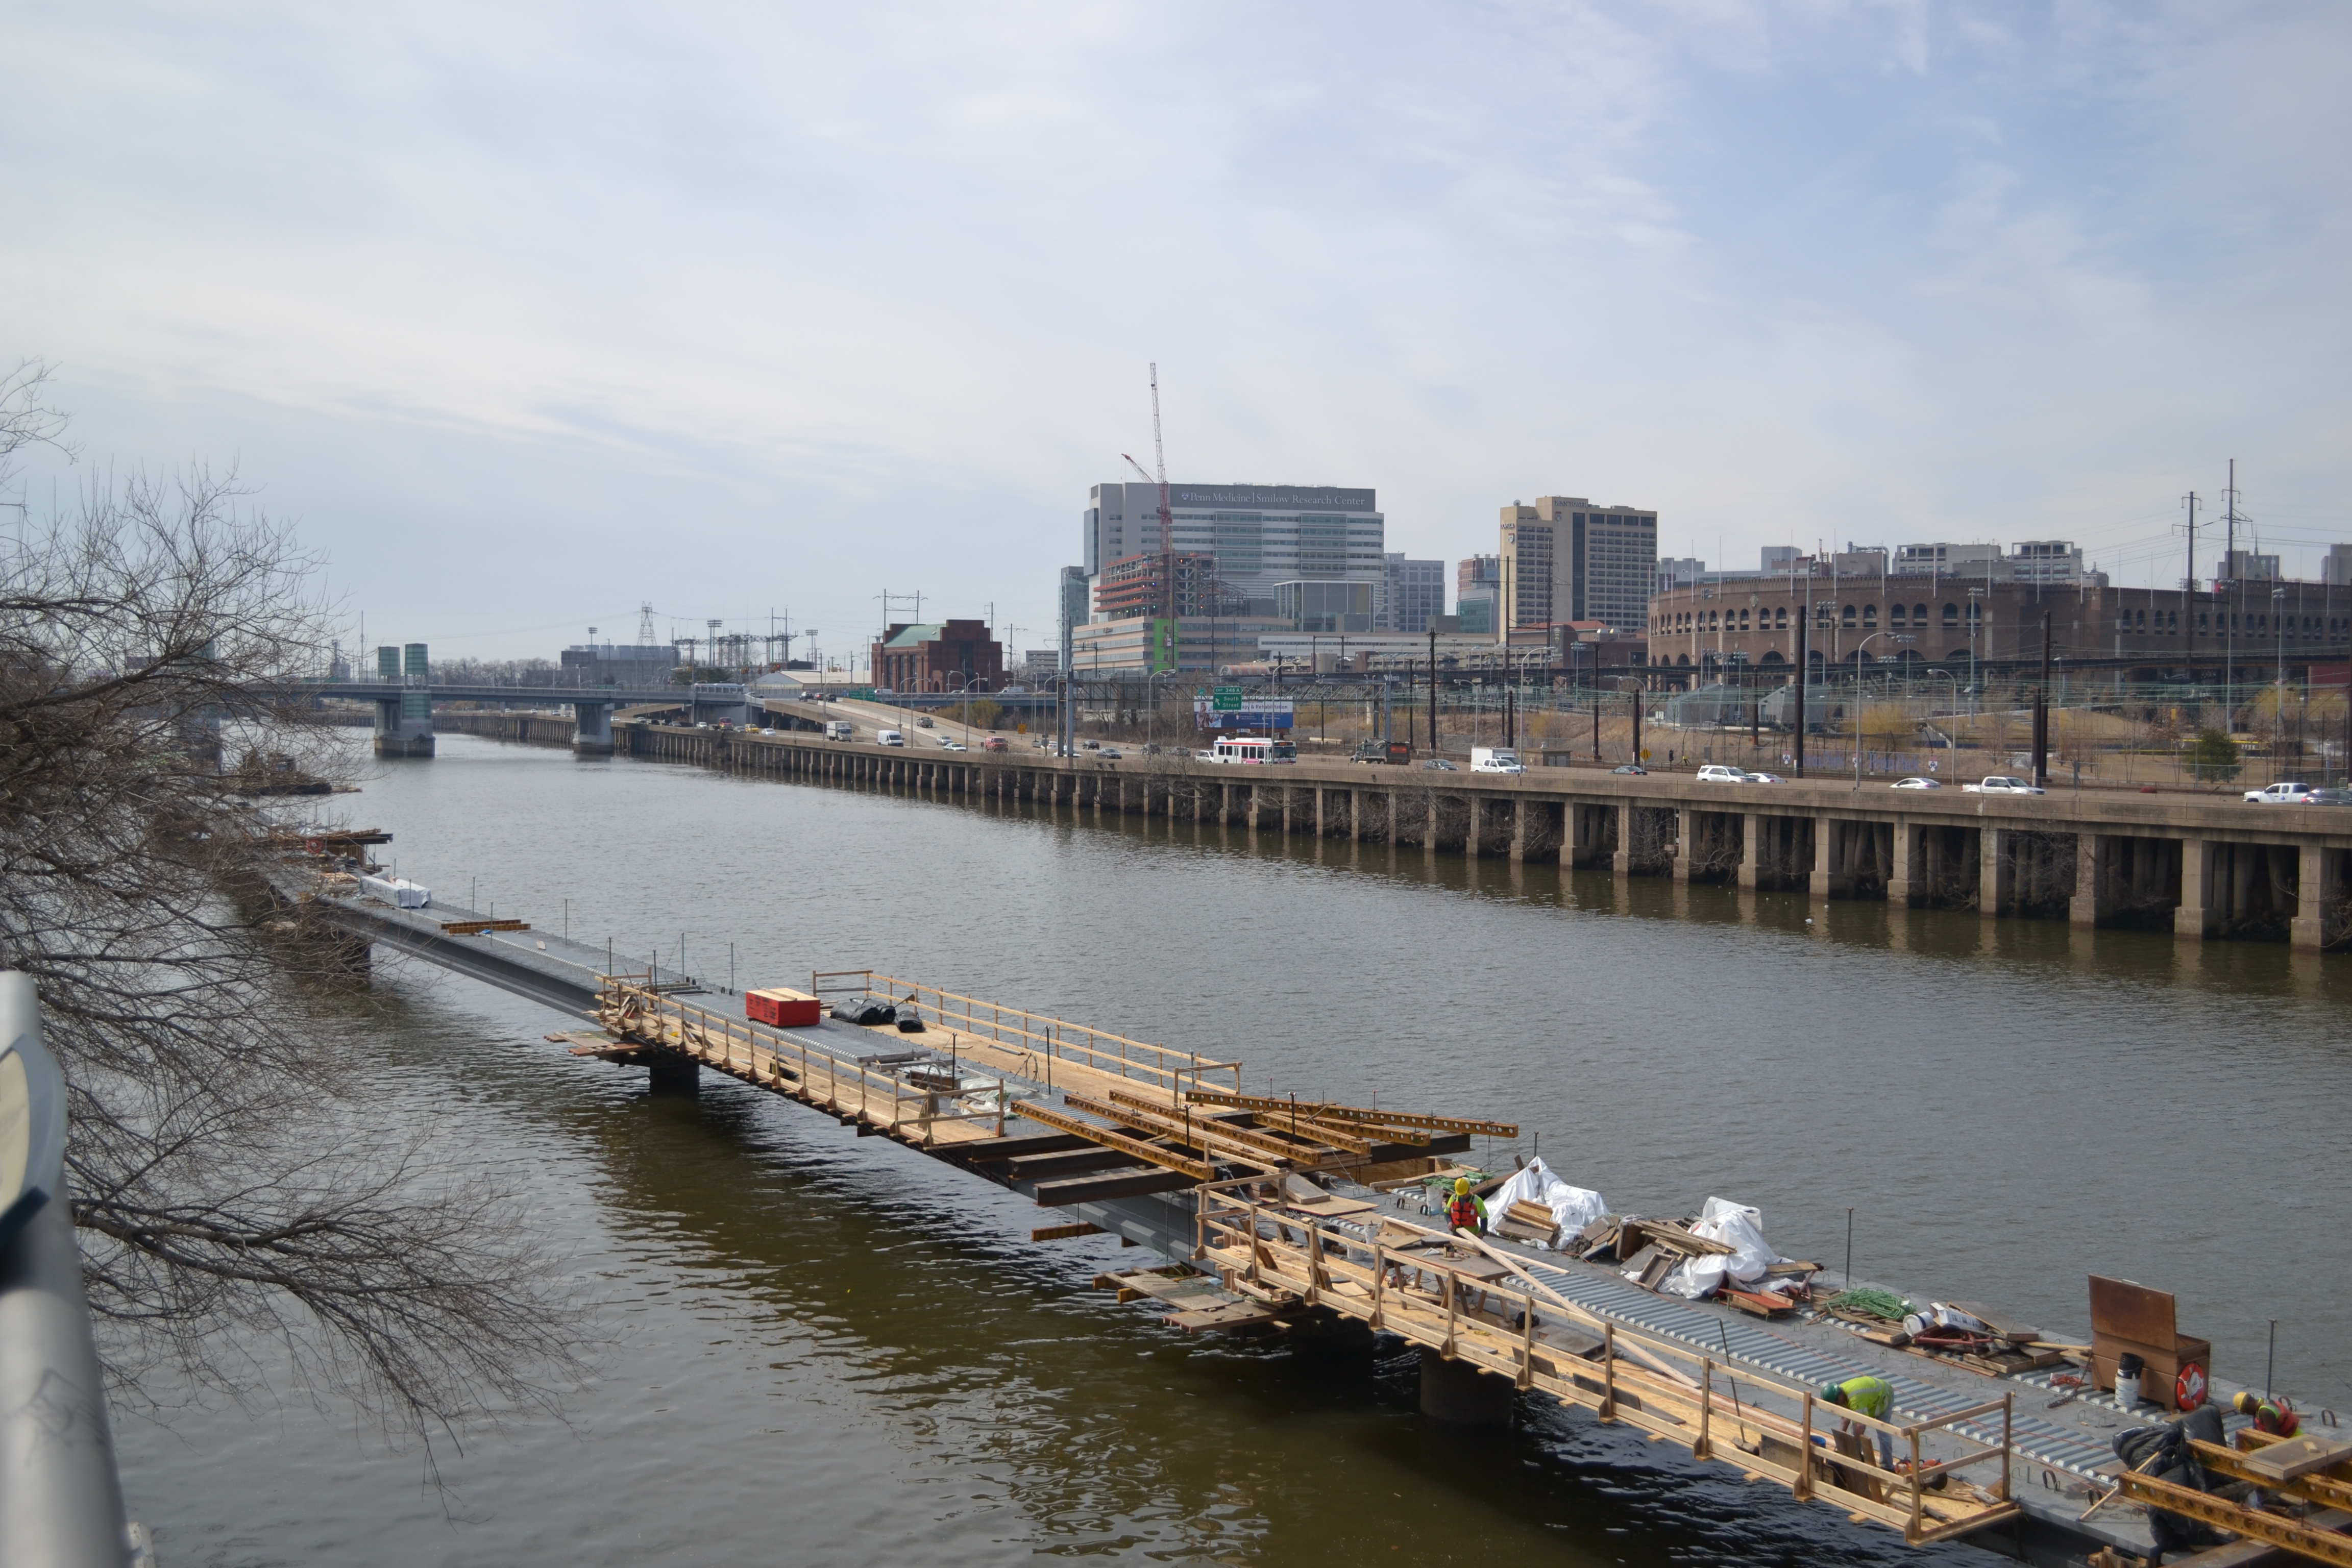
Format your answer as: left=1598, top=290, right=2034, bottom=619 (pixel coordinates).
left=1470, top=747, right=1525, bottom=774
left=824, top=720, right=854, bottom=741
left=877, top=729, right=905, bottom=747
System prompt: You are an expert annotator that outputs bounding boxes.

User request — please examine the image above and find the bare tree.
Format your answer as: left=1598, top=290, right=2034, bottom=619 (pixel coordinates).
left=0, top=373, right=587, bottom=1464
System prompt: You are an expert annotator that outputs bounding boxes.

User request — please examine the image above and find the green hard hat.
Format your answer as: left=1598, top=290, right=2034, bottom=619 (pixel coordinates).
left=1820, top=1383, right=1845, bottom=1402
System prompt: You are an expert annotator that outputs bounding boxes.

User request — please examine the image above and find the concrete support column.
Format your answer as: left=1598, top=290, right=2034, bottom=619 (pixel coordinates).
left=2291, top=842, right=2337, bottom=949
left=1671, top=806, right=1694, bottom=883
left=1737, top=812, right=1761, bottom=890
left=2175, top=838, right=2217, bottom=939
left=1611, top=802, right=1633, bottom=875
left=1245, top=785, right=1264, bottom=830
left=1508, top=798, right=1532, bottom=862
left=1887, top=819, right=1919, bottom=906
left=1418, top=1348, right=1513, bottom=1427
left=1979, top=827, right=2013, bottom=919
left=2069, top=834, right=2106, bottom=926
left=1346, top=789, right=1363, bottom=841
left=1810, top=816, right=1838, bottom=897
left=1464, top=796, right=1484, bottom=859
left=572, top=700, right=614, bottom=758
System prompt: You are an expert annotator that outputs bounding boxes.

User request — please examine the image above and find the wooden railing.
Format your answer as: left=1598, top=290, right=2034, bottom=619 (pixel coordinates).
left=1191, top=1190, right=2017, bottom=1548
left=849, top=972, right=1243, bottom=1100
left=595, top=978, right=1007, bottom=1144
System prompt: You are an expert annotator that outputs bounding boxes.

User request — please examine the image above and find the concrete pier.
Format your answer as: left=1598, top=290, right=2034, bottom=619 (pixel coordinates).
left=461, top=718, right=2352, bottom=953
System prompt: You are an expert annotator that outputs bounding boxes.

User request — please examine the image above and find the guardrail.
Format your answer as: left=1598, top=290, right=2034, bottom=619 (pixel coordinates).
left=0, top=972, right=151, bottom=1567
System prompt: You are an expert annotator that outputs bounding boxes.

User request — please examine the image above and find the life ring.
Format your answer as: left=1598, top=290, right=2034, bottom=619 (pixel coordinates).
left=2176, top=1362, right=2208, bottom=1411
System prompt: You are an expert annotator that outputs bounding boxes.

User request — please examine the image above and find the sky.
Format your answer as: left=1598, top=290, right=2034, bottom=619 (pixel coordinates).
left=4, top=1, right=2348, bottom=664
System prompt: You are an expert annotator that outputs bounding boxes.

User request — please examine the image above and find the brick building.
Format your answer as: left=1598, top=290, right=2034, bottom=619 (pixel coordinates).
left=870, top=620, right=1005, bottom=693
left=1645, top=573, right=2352, bottom=682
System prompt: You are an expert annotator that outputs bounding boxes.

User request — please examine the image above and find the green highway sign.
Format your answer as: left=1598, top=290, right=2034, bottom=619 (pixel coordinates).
left=1212, top=687, right=1243, bottom=711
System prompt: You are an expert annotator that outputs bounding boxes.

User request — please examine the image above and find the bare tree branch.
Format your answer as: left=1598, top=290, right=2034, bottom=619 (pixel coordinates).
left=0, top=374, right=592, bottom=1467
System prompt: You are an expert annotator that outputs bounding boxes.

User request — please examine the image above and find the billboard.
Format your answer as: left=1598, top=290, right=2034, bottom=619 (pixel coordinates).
left=1193, top=697, right=1294, bottom=731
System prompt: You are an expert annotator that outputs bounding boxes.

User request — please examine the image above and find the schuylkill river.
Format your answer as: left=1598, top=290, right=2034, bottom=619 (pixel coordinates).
left=118, top=734, right=2351, bottom=1566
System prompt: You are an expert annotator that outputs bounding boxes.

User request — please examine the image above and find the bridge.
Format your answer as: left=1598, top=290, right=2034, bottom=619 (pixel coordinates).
left=295, top=870, right=2326, bottom=1561
left=308, top=679, right=712, bottom=757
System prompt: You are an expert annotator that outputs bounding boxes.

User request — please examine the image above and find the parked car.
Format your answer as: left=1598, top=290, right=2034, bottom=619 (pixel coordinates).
left=1891, top=776, right=1943, bottom=790
left=981, top=736, right=1009, bottom=752
left=1695, top=765, right=1750, bottom=784
left=1421, top=758, right=1459, bottom=771
left=1610, top=763, right=1647, bottom=775
left=2245, top=781, right=2315, bottom=803
left=1963, top=775, right=2046, bottom=795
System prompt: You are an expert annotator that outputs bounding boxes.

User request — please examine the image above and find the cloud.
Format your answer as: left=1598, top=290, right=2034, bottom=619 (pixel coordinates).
left=2, top=0, right=2346, bottom=651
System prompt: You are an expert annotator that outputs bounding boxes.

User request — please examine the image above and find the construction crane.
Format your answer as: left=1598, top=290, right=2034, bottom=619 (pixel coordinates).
left=1120, top=363, right=1179, bottom=653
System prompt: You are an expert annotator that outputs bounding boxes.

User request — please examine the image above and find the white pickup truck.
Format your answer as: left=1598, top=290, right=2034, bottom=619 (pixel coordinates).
left=2244, top=781, right=2314, bottom=804
left=1471, top=747, right=1525, bottom=774
left=1963, top=775, right=2046, bottom=795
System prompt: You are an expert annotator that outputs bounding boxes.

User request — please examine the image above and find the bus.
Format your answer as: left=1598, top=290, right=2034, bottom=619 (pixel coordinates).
left=1210, top=736, right=1296, bottom=765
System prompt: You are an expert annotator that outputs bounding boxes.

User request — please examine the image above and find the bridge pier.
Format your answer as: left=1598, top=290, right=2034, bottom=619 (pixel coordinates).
left=572, top=699, right=614, bottom=758
left=645, top=1050, right=700, bottom=1094
left=1418, top=1348, right=1514, bottom=1427
left=371, top=644, right=435, bottom=757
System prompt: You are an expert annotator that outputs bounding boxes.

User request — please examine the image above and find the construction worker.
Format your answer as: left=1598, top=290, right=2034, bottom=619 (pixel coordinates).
left=1446, top=1177, right=1487, bottom=1235
left=1821, top=1375, right=1897, bottom=1467
left=2234, top=1390, right=2300, bottom=1437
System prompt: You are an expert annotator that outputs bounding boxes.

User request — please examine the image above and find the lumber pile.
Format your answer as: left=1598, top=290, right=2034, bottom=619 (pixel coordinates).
left=1489, top=1199, right=1561, bottom=1248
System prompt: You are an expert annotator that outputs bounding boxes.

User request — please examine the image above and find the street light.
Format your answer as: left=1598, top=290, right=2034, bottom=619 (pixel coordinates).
left=1846, top=631, right=1904, bottom=790
left=1147, top=667, right=1184, bottom=755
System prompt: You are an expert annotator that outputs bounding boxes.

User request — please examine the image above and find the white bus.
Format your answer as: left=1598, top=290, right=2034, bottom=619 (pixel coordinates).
left=1210, top=736, right=1296, bottom=765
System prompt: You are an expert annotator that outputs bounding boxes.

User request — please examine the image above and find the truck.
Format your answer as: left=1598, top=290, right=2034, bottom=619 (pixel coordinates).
left=1962, top=775, right=2046, bottom=795
left=824, top=719, right=854, bottom=741
left=1470, top=747, right=1525, bottom=774
left=1351, top=739, right=1413, bottom=765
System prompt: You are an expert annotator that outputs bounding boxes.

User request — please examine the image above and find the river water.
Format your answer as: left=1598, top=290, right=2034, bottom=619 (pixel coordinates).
left=115, top=733, right=2351, bottom=1566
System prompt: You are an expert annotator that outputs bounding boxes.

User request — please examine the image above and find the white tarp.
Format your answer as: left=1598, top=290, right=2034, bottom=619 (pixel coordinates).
left=359, top=874, right=431, bottom=909
left=1657, top=1196, right=1777, bottom=1298
left=1481, top=1157, right=1606, bottom=1249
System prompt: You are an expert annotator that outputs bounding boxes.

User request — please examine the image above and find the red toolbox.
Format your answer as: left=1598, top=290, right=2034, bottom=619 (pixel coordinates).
left=746, top=987, right=822, bottom=1027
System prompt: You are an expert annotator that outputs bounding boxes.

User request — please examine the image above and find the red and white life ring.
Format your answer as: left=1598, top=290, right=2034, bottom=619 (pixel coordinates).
left=2176, top=1362, right=2208, bottom=1411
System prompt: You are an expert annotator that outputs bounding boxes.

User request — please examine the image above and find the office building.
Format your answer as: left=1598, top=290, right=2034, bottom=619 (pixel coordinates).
left=2217, top=549, right=2281, bottom=583
left=1498, top=496, right=1658, bottom=638
left=559, top=641, right=679, bottom=687
left=1083, top=482, right=1385, bottom=620
left=1278, top=579, right=1375, bottom=632
left=1093, top=551, right=1241, bottom=620
left=1057, top=566, right=1089, bottom=672
left=1380, top=554, right=1445, bottom=633
left=2324, top=544, right=2352, bottom=586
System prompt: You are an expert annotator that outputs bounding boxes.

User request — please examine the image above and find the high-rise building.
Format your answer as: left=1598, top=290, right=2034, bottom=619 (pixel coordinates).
left=2324, top=544, right=2352, bottom=585
left=1498, top=496, right=1658, bottom=637
left=1380, top=554, right=1445, bottom=633
left=1457, top=554, right=1500, bottom=598
left=1084, top=482, right=1385, bottom=620
left=1057, top=565, right=1089, bottom=673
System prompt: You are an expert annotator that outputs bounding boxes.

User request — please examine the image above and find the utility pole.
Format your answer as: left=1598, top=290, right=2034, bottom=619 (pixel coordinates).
left=1794, top=603, right=1807, bottom=778
left=2222, top=460, right=2240, bottom=717
left=1427, top=626, right=1438, bottom=754
left=2182, top=489, right=2201, bottom=679
left=2032, top=610, right=2052, bottom=788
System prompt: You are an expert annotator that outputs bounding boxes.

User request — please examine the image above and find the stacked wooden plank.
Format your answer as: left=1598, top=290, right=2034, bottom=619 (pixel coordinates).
left=1490, top=1199, right=1562, bottom=1247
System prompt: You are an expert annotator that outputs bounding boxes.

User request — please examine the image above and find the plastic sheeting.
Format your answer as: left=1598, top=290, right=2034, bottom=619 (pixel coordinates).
left=1481, top=1157, right=1607, bottom=1249
left=1657, top=1196, right=1777, bottom=1298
